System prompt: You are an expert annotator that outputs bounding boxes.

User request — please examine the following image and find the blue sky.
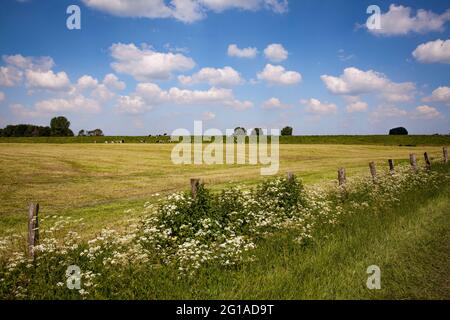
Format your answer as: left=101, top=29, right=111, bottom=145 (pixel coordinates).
left=0, top=0, right=449, bottom=135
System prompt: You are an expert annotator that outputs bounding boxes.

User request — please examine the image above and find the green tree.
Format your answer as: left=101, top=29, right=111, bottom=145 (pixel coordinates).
left=281, top=126, right=293, bottom=136
left=234, top=127, right=247, bottom=136
left=87, top=129, right=104, bottom=137
left=389, top=127, right=408, bottom=135
left=50, top=116, right=74, bottom=136
left=78, top=129, right=86, bottom=137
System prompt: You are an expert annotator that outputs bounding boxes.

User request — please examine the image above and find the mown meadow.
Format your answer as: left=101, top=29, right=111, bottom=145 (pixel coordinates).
left=0, top=142, right=446, bottom=240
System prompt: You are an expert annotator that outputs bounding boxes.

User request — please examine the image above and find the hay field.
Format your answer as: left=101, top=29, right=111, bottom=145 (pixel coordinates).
left=0, top=143, right=444, bottom=238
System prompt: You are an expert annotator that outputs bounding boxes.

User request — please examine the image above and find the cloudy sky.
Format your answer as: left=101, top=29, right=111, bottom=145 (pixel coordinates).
left=0, top=0, right=449, bottom=135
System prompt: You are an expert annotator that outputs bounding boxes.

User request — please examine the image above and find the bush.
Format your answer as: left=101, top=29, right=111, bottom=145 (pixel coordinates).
left=389, top=127, right=408, bottom=135
left=281, top=126, right=293, bottom=136
left=156, top=177, right=306, bottom=244
left=138, top=176, right=308, bottom=272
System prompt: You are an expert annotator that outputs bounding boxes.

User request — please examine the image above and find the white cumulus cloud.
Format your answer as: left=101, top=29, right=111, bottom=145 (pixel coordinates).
left=321, top=67, right=415, bottom=102
left=127, top=82, right=253, bottom=113
left=200, top=0, right=287, bottom=13
left=413, top=105, right=442, bottom=119
left=12, top=95, right=102, bottom=118
left=110, top=43, right=196, bottom=81
left=371, top=104, right=443, bottom=122
left=227, top=44, right=258, bottom=58
left=262, top=97, right=290, bottom=109
left=34, top=95, right=101, bottom=114
left=91, top=84, right=116, bottom=101
left=82, top=0, right=175, bottom=19
left=76, top=73, right=125, bottom=101
left=82, top=0, right=288, bottom=23
left=178, top=66, right=242, bottom=87
left=77, top=75, right=99, bottom=90
left=116, top=95, right=149, bottom=115
left=264, top=43, right=288, bottom=62
left=103, top=73, right=126, bottom=90
left=25, top=69, right=71, bottom=91
left=3, top=54, right=54, bottom=71
left=412, top=39, right=450, bottom=64
left=423, top=86, right=450, bottom=105
left=368, top=4, right=450, bottom=36
left=257, top=64, right=301, bottom=85
left=0, top=66, right=23, bottom=87
left=0, top=54, right=56, bottom=87
left=301, top=98, right=337, bottom=115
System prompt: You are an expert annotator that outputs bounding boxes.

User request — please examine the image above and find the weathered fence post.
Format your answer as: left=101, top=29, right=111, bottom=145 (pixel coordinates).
left=287, top=172, right=295, bottom=182
left=444, top=147, right=449, bottom=164
left=28, top=203, right=39, bottom=259
left=190, top=178, right=200, bottom=199
left=424, top=152, right=431, bottom=170
left=369, top=162, right=377, bottom=181
left=409, top=154, right=417, bottom=171
left=388, top=159, right=395, bottom=174
left=338, top=168, right=346, bottom=187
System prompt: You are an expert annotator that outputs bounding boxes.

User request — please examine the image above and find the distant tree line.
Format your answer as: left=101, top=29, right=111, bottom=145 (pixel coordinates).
left=0, top=120, right=412, bottom=138
left=0, top=116, right=81, bottom=137
left=78, top=129, right=104, bottom=137
left=233, top=126, right=293, bottom=136
left=0, top=124, right=52, bottom=137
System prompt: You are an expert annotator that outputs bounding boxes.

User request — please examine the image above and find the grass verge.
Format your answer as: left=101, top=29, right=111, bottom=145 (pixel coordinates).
left=1, top=165, right=449, bottom=299
left=107, top=168, right=450, bottom=300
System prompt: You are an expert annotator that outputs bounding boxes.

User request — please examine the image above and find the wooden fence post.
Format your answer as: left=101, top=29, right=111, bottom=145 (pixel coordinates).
left=190, top=178, right=200, bottom=199
left=287, top=172, right=295, bottom=182
left=388, top=159, right=395, bottom=174
left=338, top=168, right=346, bottom=187
left=28, top=203, right=39, bottom=259
left=444, top=147, right=449, bottom=164
left=409, top=154, right=417, bottom=171
left=424, top=152, right=431, bottom=170
left=369, top=162, right=377, bottom=181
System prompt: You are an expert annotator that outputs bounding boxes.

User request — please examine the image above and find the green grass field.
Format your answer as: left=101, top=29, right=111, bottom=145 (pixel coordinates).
left=0, top=134, right=450, bottom=145
left=0, top=142, right=446, bottom=239
left=0, top=138, right=449, bottom=300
